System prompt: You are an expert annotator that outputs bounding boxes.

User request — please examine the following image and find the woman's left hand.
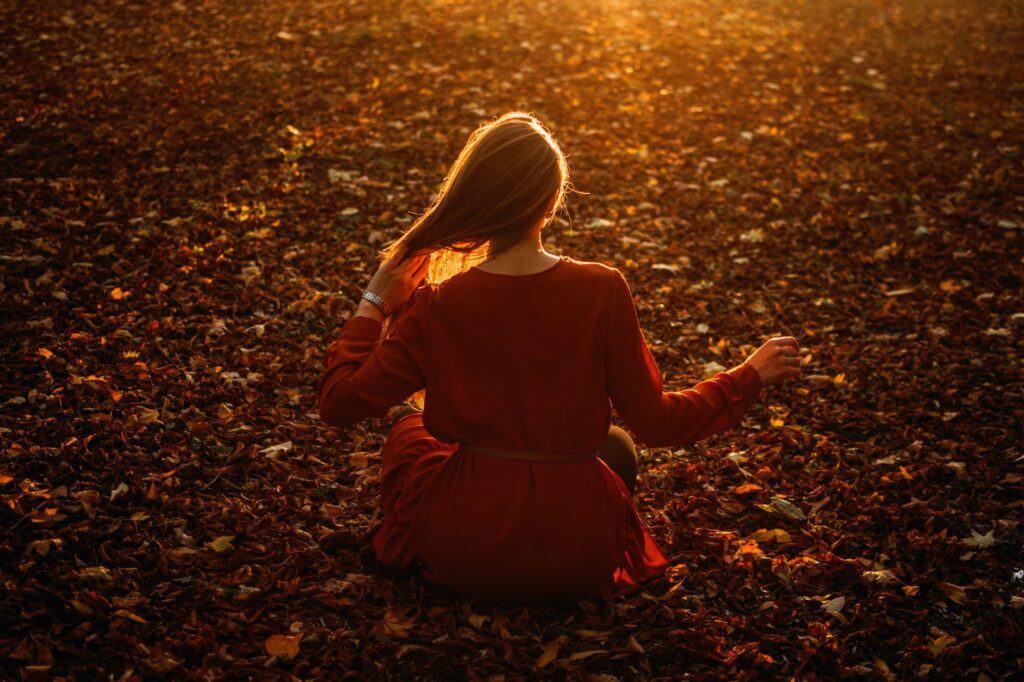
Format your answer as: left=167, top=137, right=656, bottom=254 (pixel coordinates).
left=360, top=250, right=430, bottom=318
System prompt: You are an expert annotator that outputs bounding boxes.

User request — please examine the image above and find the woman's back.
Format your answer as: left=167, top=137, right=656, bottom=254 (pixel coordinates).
left=418, top=255, right=619, bottom=454
left=322, top=253, right=761, bottom=456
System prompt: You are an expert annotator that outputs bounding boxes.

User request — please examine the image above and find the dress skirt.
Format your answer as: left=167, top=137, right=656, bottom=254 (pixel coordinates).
left=371, top=413, right=669, bottom=603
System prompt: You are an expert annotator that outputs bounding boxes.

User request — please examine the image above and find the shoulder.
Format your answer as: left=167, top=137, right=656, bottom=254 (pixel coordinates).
left=409, top=272, right=475, bottom=314
left=559, top=256, right=632, bottom=296
left=560, top=256, right=626, bottom=283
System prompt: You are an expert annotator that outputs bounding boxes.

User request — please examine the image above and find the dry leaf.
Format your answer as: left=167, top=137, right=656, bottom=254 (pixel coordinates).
left=769, top=496, right=807, bottom=521
left=822, top=596, right=846, bottom=613
left=627, top=635, right=644, bottom=653
left=961, top=529, right=995, bottom=548
left=937, top=582, right=968, bottom=604
left=208, top=535, right=235, bottom=552
left=376, top=608, right=416, bottom=639
left=261, top=441, right=293, bottom=457
left=748, top=528, right=793, bottom=544
left=265, top=634, right=302, bottom=660
left=536, top=636, right=567, bottom=668
left=928, top=634, right=956, bottom=657
left=861, top=570, right=900, bottom=586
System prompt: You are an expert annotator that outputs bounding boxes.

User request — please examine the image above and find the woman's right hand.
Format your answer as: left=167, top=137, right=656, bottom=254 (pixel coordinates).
left=354, top=250, right=430, bottom=321
left=366, top=250, right=431, bottom=310
left=745, top=336, right=802, bottom=387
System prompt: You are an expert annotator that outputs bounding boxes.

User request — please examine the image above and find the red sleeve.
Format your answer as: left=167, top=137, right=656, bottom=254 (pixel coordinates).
left=603, top=270, right=761, bottom=448
left=317, top=286, right=431, bottom=428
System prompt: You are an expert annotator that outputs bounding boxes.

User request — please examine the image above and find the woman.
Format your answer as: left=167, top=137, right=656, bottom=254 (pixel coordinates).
left=318, top=112, right=801, bottom=603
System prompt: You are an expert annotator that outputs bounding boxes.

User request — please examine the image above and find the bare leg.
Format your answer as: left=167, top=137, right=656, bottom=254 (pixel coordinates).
left=598, top=426, right=638, bottom=493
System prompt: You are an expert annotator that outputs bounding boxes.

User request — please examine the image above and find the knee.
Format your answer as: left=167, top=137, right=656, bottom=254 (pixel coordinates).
left=599, top=426, right=638, bottom=490
left=603, top=426, right=637, bottom=459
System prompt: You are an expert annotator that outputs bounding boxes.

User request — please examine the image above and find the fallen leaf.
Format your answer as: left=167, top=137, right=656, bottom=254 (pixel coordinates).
left=78, top=566, right=113, bottom=582
left=928, top=634, right=956, bottom=657
left=265, top=634, right=302, bottom=660
left=208, top=535, right=235, bottom=552
left=822, top=596, right=846, bottom=613
left=937, top=581, right=968, bottom=604
left=568, top=650, right=607, bottom=661
left=109, top=482, right=129, bottom=500
left=626, top=635, right=644, bottom=653
left=961, top=529, right=996, bottom=548
left=748, top=528, right=793, bottom=544
left=376, top=608, right=416, bottom=638
left=536, top=636, right=567, bottom=668
left=861, top=569, right=900, bottom=586
left=261, top=441, right=293, bottom=456
left=769, top=496, right=807, bottom=521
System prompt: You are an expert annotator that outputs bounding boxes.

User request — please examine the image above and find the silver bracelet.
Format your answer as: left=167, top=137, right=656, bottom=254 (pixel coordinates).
left=361, top=290, right=392, bottom=316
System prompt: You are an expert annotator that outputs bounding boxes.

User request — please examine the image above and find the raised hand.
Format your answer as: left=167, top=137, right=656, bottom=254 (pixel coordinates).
left=355, top=251, right=431, bottom=320
left=745, top=336, right=802, bottom=387
left=368, top=250, right=430, bottom=308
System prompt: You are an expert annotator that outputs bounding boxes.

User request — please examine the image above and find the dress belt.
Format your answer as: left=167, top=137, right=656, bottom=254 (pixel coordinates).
left=458, top=443, right=597, bottom=463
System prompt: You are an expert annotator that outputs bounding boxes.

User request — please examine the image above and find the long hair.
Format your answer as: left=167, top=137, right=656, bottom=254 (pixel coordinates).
left=383, top=111, right=570, bottom=283
left=382, top=112, right=570, bottom=409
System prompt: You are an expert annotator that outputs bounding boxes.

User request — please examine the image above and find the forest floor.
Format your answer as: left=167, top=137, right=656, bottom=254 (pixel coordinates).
left=1, top=0, right=1022, bottom=678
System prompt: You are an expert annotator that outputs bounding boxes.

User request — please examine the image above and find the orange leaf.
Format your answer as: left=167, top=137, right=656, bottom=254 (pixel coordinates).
left=375, top=608, right=416, bottom=638
left=536, top=635, right=567, bottom=668
left=265, top=634, right=302, bottom=660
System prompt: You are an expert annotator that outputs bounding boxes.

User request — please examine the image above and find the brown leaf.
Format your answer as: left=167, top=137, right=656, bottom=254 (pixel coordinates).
left=208, top=535, right=235, bottom=552
left=937, top=581, right=968, bottom=604
left=928, top=634, right=956, bottom=657
left=143, top=646, right=182, bottom=674
left=747, top=528, right=792, bottom=544
left=375, top=608, right=416, bottom=639
left=265, top=634, right=302, bottom=660
left=567, top=650, right=607, bottom=662
left=861, top=569, right=900, bottom=586
left=536, top=635, right=567, bottom=668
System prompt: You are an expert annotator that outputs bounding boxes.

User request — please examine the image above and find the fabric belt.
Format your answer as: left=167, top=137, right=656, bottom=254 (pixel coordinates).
left=458, top=443, right=597, bottom=463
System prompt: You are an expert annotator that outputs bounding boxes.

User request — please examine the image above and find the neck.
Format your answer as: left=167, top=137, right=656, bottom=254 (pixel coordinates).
left=477, top=227, right=559, bottom=275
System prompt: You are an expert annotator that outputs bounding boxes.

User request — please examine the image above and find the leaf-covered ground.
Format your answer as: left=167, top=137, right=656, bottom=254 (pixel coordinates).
left=2, top=0, right=1022, bottom=678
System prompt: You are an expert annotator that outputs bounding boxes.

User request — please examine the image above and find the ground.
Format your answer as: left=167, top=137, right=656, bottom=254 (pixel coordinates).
left=1, top=0, right=1022, bottom=678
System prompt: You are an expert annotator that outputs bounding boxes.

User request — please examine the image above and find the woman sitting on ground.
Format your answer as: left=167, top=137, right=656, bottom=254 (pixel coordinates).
left=317, top=112, right=801, bottom=603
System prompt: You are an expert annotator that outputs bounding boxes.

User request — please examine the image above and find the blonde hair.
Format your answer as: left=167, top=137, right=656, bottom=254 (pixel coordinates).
left=383, top=111, right=570, bottom=283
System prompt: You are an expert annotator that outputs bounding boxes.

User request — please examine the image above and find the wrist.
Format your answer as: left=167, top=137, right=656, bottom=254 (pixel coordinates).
left=745, top=361, right=765, bottom=392
left=737, top=361, right=766, bottom=391
left=355, top=299, right=385, bottom=322
left=360, top=290, right=392, bottom=318
left=728, top=362, right=764, bottom=403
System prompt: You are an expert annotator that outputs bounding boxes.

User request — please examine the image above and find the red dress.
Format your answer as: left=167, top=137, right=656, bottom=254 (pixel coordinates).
left=318, top=255, right=761, bottom=602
